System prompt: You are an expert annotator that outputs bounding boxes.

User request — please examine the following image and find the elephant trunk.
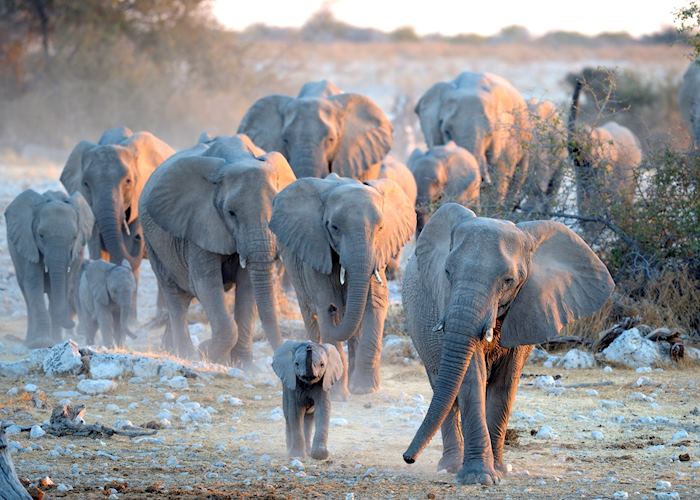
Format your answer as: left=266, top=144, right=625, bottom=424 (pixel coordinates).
left=94, top=193, right=133, bottom=267
left=46, top=251, right=74, bottom=331
left=289, top=146, right=327, bottom=179
left=403, top=291, right=486, bottom=464
left=246, top=227, right=282, bottom=348
left=320, top=244, right=373, bottom=343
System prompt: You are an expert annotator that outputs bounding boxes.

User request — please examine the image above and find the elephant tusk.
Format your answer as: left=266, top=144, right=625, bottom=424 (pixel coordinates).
left=373, top=269, right=383, bottom=284
left=484, top=327, right=494, bottom=343
left=67, top=264, right=71, bottom=274
left=44, top=263, right=48, bottom=274
left=239, top=256, right=247, bottom=269
left=432, top=320, right=444, bottom=333
left=340, top=266, right=346, bottom=285
left=123, top=219, right=131, bottom=236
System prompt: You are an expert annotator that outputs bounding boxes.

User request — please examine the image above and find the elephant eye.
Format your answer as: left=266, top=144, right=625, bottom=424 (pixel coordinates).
left=294, top=362, right=299, bottom=366
left=228, top=210, right=236, bottom=218
left=82, top=181, right=89, bottom=188
left=320, top=362, right=325, bottom=367
left=504, top=277, right=515, bottom=287
left=445, top=268, right=451, bottom=278
left=444, top=129, right=452, bottom=140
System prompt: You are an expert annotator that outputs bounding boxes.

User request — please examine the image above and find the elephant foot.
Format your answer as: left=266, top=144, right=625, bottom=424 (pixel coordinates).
left=349, top=370, right=380, bottom=395
left=438, top=451, right=463, bottom=474
left=456, top=463, right=502, bottom=486
left=494, top=460, right=510, bottom=477
left=310, top=447, right=329, bottom=460
left=288, top=448, right=306, bottom=459
left=197, top=339, right=232, bottom=365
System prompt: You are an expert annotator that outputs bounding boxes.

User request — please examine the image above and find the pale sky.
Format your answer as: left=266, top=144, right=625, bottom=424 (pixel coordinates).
left=213, top=0, right=684, bottom=37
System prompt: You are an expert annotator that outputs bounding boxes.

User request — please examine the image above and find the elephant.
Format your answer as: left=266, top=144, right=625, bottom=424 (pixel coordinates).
left=519, top=98, right=567, bottom=215
left=377, top=156, right=417, bottom=280
left=401, top=203, right=614, bottom=485
left=4, top=190, right=94, bottom=347
left=679, top=57, right=700, bottom=147
left=568, top=78, right=642, bottom=230
left=139, top=134, right=297, bottom=364
left=269, top=174, right=415, bottom=397
left=77, top=259, right=137, bottom=347
left=272, top=340, right=343, bottom=459
left=415, top=72, right=531, bottom=211
left=59, top=128, right=174, bottom=272
left=238, top=80, right=393, bottom=180
left=408, top=141, right=481, bottom=235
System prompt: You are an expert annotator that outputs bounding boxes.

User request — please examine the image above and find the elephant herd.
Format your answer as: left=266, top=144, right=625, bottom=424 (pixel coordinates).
left=12, top=61, right=696, bottom=483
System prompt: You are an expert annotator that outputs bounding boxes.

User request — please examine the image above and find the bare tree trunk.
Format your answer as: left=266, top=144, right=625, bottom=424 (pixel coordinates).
left=0, top=428, right=31, bottom=500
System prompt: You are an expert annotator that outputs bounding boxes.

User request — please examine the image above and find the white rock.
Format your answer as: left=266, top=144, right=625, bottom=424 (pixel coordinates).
left=132, top=358, right=161, bottom=378
left=267, top=407, right=284, bottom=422
left=156, top=410, right=173, bottom=420
left=590, top=430, right=604, bottom=441
left=43, top=340, right=83, bottom=376
left=585, top=389, right=599, bottom=396
left=654, top=493, right=679, bottom=500
left=331, top=417, right=349, bottom=427
left=636, top=366, right=653, bottom=373
left=7, top=387, right=18, bottom=396
left=629, top=392, right=655, bottom=402
left=53, top=390, right=80, bottom=398
left=600, top=329, right=665, bottom=369
left=57, top=484, right=73, bottom=492
left=600, top=400, right=624, bottom=409
left=164, top=392, right=176, bottom=401
left=655, top=480, right=672, bottom=490
left=534, top=375, right=556, bottom=389
left=290, top=458, right=304, bottom=470
left=90, top=354, right=132, bottom=379
left=77, top=379, right=117, bottom=395
left=556, top=349, right=596, bottom=369
left=216, top=394, right=244, bottom=406
left=105, top=403, right=121, bottom=412
left=613, top=492, right=629, bottom=499
left=535, top=426, right=557, bottom=440
left=180, top=408, right=212, bottom=424
left=227, top=367, right=247, bottom=380
left=167, top=376, right=189, bottom=390
left=4, top=424, right=21, bottom=436
left=24, top=383, right=37, bottom=392
left=543, top=355, right=560, bottom=368
left=166, top=456, right=179, bottom=467
left=636, top=376, right=653, bottom=387
left=381, top=335, right=418, bottom=364
left=603, top=366, right=613, bottom=373
left=114, top=419, right=133, bottom=430
left=29, top=425, right=45, bottom=439
left=671, top=430, right=688, bottom=442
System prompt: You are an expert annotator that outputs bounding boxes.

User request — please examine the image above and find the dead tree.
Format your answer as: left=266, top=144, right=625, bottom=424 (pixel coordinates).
left=0, top=427, right=31, bottom=500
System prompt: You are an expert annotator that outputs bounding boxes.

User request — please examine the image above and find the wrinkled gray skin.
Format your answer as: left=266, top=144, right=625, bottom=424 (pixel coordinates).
left=270, top=175, right=415, bottom=397
left=415, top=72, right=531, bottom=210
left=77, top=259, right=137, bottom=347
left=402, top=203, right=614, bottom=485
left=520, top=99, right=567, bottom=216
left=377, top=156, right=417, bottom=280
left=4, top=190, right=94, bottom=347
left=272, top=340, right=343, bottom=459
left=140, top=134, right=296, bottom=365
left=408, top=141, right=481, bottom=235
left=679, top=58, right=700, bottom=147
left=238, top=80, right=393, bottom=180
left=60, top=128, right=174, bottom=273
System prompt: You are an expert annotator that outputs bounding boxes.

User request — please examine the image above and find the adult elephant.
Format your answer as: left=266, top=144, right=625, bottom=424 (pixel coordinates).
left=5, top=190, right=94, bottom=347
left=519, top=99, right=567, bottom=215
left=60, top=128, right=174, bottom=272
left=401, top=203, right=614, bottom=484
left=270, top=175, right=415, bottom=396
left=679, top=57, right=700, bottom=147
left=408, top=141, right=481, bottom=235
left=238, top=80, right=393, bottom=180
left=415, top=72, right=531, bottom=211
left=139, top=134, right=296, bottom=364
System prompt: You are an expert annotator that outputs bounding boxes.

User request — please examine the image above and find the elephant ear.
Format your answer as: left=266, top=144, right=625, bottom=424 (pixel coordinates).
left=366, top=178, right=416, bottom=267
left=237, top=95, right=293, bottom=155
left=260, top=151, right=297, bottom=191
left=86, top=261, right=110, bottom=306
left=321, top=344, right=343, bottom=391
left=145, top=155, right=235, bottom=255
left=272, top=340, right=304, bottom=390
left=69, top=192, right=95, bottom=259
left=4, top=189, right=44, bottom=263
left=407, top=147, right=426, bottom=170
left=269, top=177, right=336, bottom=274
left=415, top=203, right=476, bottom=311
left=500, top=221, right=615, bottom=348
left=330, top=94, right=393, bottom=179
left=98, top=126, right=133, bottom=145
left=298, top=80, right=343, bottom=98
left=415, top=82, right=452, bottom=147
left=60, top=140, right=95, bottom=194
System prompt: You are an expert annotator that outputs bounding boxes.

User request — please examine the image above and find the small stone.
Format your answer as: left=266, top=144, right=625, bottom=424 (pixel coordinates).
left=535, top=426, right=557, bottom=440
left=536, top=478, right=547, bottom=486
left=216, top=394, right=244, bottom=406
left=7, top=387, right=19, bottom=396
left=267, top=407, right=284, bottom=422
left=613, top=492, right=629, bottom=499
left=24, top=383, right=38, bottom=392
left=166, top=456, right=179, bottom=467
left=330, top=417, right=349, bottom=427
left=4, top=425, right=21, bottom=436
left=678, top=453, right=690, bottom=462
left=164, top=392, right=176, bottom=401
left=227, top=367, right=247, bottom=380
left=690, top=461, right=700, bottom=468
left=556, top=349, right=596, bottom=369
left=590, top=430, right=604, bottom=441
left=600, top=400, right=624, bottom=409
left=636, top=376, right=653, bottom=387
left=671, top=430, right=688, bottom=442
left=166, top=376, right=188, bottom=390
left=585, top=389, right=599, bottom=396
left=43, top=340, right=83, bottom=376
left=629, top=392, right=655, bottom=402
left=114, top=419, right=133, bottom=430
left=206, top=472, right=219, bottom=479
left=57, top=484, right=73, bottom=492
left=127, top=402, right=138, bottom=410
left=30, top=425, right=46, bottom=439
left=345, top=493, right=355, bottom=500
left=105, top=403, right=121, bottom=412
left=534, top=375, right=556, bottom=389
left=77, top=379, right=117, bottom=395
left=636, top=366, right=653, bottom=373
left=603, top=365, right=613, bottom=373
left=655, top=480, right=672, bottom=490
left=654, top=493, right=679, bottom=500
left=290, top=458, right=304, bottom=470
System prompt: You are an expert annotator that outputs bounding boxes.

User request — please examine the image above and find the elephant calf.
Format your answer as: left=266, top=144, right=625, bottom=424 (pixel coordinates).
left=408, top=141, right=481, bottom=235
left=272, top=340, right=343, bottom=459
left=4, top=190, right=94, bottom=347
left=77, top=259, right=137, bottom=347
left=402, top=203, right=614, bottom=485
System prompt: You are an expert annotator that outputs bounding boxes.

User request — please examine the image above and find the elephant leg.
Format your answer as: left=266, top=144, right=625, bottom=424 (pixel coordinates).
left=349, top=268, right=388, bottom=394
left=81, top=313, right=99, bottom=345
left=161, top=284, right=194, bottom=358
left=192, top=264, right=236, bottom=365
left=304, top=411, right=314, bottom=453
left=283, top=389, right=306, bottom=457
left=231, top=269, right=255, bottom=370
left=456, top=347, right=500, bottom=486
left=331, top=341, right=350, bottom=402
left=18, top=265, right=51, bottom=347
left=310, top=395, right=330, bottom=460
left=486, top=345, right=532, bottom=476
left=425, top=370, right=464, bottom=473
left=95, top=307, right=116, bottom=347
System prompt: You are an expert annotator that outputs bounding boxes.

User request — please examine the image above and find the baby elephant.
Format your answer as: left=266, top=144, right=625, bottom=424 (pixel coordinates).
left=78, top=259, right=137, bottom=347
left=272, top=341, right=343, bottom=459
